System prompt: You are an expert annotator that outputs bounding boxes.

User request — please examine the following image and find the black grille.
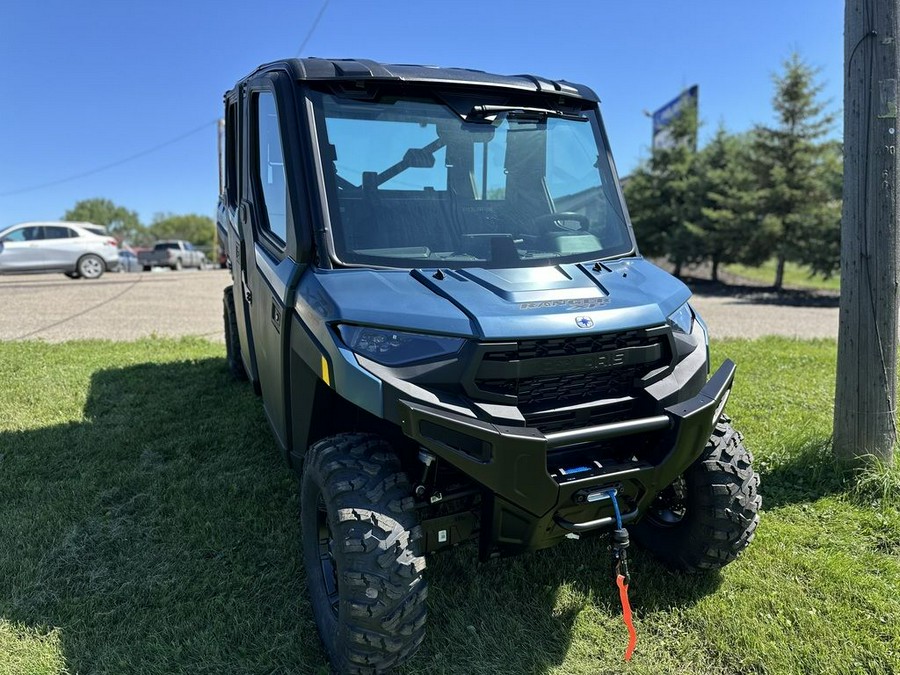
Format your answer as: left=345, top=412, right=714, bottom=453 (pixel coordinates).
left=482, top=330, right=653, bottom=362
left=518, top=366, right=643, bottom=410
left=474, top=329, right=669, bottom=411
left=525, top=398, right=636, bottom=434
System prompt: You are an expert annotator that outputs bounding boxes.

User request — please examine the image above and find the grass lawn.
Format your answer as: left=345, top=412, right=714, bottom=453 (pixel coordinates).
left=724, top=260, right=841, bottom=292
left=0, top=337, right=897, bottom=674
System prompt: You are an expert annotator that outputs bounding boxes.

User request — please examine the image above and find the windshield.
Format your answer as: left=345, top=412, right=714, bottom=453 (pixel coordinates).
left=311, top=89, right=633, bottom=269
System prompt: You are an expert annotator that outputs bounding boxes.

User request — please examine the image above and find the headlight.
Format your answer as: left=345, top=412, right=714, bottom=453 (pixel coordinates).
left=667, top=302, right=694, bottom=334
left=337, top=325, right=464, bottom=367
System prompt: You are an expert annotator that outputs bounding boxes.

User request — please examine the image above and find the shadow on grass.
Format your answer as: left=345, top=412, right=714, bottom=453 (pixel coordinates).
left=0, top=359, right=328, bottom=675
left=683, top=278, right=840, bottom=308
left=0, top=358, right=723, bottom=675
left=758, top=436, right=846, bottom=510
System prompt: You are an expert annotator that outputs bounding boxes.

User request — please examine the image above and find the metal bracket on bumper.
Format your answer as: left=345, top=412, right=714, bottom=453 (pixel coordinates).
left=399, top=359, right=736, bottom=552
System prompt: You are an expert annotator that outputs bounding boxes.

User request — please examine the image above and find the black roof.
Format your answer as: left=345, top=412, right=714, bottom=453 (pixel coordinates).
left=237, top=57, right=599, bottom=102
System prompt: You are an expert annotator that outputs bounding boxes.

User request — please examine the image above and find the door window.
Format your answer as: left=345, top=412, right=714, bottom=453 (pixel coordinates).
left=2, top=226, right=43, bottom=242
left=44, top=226, right=76, bottom=239
left=225, top=100, right=238, bottom=208
left=255, top=92, right=287, bottom=243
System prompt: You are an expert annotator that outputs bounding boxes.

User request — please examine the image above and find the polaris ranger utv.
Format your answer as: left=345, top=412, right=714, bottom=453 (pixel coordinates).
left=217, top=58, right=760, bottom=674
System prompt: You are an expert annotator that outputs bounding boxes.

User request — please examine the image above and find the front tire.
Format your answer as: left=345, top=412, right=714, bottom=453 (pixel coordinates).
left=634, top=418, right=761, bottom=572
left=300, top=434, right=427, bottom=674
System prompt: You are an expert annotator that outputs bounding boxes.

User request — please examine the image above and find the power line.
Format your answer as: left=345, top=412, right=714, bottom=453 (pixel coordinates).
left=0, top=119, right=219, bottom=197
left=2, top=3, right=330, bottom=199
left=296, top=0, right=330, bottom=57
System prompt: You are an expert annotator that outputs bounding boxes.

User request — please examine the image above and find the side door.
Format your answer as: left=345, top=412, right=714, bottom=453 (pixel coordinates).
left=0, top=225, right=46, bottom=271
left=239, top=78, right=304, bottom=450
left=182, top=241, right=198, bottom=267
left=221, top=93, right=259, bottom=383
left=41, top=225, right=80, bottom=269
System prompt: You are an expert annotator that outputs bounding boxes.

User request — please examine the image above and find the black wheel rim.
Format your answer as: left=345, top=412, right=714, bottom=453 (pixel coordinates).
left=647, top=476, right=688, bottom=527
left=316, top=494, right=340, bottom=616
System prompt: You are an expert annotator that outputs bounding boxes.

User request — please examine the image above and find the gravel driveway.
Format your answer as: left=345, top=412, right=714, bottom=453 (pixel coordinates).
left=0, top=269, right=839, bottom=342
left=0, top=269, right=231, bottom=342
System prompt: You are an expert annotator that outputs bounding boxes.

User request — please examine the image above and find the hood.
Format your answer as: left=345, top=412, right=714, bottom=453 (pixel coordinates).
left=304, top=257, right=691, bottom=340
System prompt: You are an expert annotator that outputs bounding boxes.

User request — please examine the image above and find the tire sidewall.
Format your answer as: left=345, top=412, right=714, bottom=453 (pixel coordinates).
left=299, top=458, right=349, bottom=672
left=297, top=434, right=427, bottom=674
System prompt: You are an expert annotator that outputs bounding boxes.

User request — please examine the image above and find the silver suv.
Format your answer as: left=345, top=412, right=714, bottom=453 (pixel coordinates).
left=0, top=222, right=120, bottom=279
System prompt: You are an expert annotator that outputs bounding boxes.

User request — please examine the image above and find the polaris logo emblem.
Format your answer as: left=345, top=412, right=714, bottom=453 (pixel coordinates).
left=575, top=316, right=594, bottom=329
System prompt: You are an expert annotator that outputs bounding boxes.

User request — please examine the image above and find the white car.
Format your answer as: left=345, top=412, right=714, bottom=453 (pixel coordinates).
left=0, top=221, right=120, bottom=279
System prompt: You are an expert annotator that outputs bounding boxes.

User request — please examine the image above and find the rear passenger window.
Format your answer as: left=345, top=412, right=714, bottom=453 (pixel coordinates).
left=44, top=226, right=75, bottom=239
left=255, top=92, right=287, bottom=243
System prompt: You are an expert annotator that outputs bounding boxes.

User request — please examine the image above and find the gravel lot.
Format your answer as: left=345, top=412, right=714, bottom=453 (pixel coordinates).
left=0, top=269, right=232, bottom=342
left=0, top=268, right=840, bottom=343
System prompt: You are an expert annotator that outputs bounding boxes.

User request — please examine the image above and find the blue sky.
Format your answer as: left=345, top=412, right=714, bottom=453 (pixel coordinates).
left=0, top=1, right=843, bottom=228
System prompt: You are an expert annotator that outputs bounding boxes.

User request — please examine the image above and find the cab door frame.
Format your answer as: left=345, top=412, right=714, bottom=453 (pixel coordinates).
left=221, top=90, right=260, bottom=386
left=238, top=70, right=311, bottom=453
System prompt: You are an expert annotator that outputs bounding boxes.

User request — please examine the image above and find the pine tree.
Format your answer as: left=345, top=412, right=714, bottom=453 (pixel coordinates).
left=752, top=54, right=838, bottom=290
left=625, top=104, right=703, bottom=277
left=697, top=128, right=772, bottom=281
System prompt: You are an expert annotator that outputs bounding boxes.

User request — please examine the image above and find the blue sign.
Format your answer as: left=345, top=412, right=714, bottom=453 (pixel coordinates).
left=651, top=85, right=699, bottom=150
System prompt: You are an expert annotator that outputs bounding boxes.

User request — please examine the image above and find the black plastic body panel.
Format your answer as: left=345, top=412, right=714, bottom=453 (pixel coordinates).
left=401, top=360, right=736, bottom=558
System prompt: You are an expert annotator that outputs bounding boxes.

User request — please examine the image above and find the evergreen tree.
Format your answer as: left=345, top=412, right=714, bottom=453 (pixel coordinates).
left=752, top=54, right=838, bottom=289
left=697, top=128, right=772, bottom=281
left=625, top=104, right=703, bottom=277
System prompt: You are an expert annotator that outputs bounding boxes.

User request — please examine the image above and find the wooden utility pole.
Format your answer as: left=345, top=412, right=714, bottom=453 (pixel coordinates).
left=834, top=0, right=900, bottom=466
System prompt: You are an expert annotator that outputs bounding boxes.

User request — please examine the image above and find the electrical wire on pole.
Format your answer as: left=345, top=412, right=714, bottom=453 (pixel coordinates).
left=833, top=0, right=899, bottom=467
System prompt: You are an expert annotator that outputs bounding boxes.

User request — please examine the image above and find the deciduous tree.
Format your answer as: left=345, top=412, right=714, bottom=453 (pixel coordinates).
left=63, top=198, right=144, bottom=244
left=147, top=213, right=215, bottom=249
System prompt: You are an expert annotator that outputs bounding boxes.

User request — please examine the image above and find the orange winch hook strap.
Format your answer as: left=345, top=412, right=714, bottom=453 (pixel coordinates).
left=616, top=573, right=637, bottom=661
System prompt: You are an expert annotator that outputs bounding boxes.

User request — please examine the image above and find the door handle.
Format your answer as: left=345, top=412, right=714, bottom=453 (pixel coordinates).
left=271, top=302, right=281, bottom=332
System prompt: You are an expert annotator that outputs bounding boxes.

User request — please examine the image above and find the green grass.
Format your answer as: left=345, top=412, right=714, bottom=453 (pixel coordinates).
left=724, top=259, right=841, bottom=292
left=0, top=337, right=898, bottom=674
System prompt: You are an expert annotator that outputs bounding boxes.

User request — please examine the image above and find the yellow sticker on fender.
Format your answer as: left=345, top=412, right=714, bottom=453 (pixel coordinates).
left=321, top=355, right=330, bottom=386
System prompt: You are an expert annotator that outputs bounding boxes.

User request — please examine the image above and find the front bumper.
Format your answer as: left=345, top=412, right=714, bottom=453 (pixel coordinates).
left=400, top=359, right=735, bottom=556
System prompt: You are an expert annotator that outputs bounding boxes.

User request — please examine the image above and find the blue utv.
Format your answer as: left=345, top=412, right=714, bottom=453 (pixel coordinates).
left=216, top=58, right=761, bottom=675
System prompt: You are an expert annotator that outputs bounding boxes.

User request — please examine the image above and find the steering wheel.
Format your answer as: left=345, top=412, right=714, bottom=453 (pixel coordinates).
left=532, top=212, right=590, bottom=232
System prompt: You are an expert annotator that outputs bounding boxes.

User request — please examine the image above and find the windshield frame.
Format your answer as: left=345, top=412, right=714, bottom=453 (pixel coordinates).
left=306, top=84, right=638, bottom=270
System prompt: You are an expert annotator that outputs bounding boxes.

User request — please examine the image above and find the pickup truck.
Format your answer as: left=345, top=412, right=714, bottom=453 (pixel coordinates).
left=138, top=240, right=205, bottom=271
